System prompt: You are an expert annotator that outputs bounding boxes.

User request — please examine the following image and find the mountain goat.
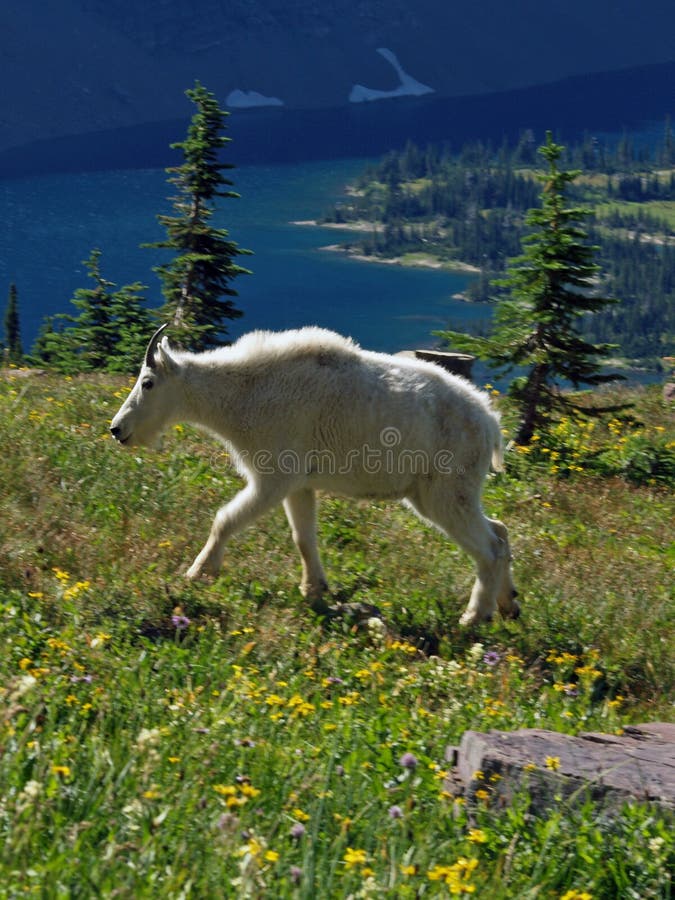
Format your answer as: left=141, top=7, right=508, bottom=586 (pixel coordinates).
left=110, top=325, right=519, bottom=626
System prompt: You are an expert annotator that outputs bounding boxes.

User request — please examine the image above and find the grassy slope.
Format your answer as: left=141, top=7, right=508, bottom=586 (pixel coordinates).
left=1, top=371, right=673, bottom=897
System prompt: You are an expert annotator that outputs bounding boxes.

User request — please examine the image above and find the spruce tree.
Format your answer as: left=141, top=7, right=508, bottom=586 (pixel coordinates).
left=3, top=283, right=23, bottom=364
left=438, top=132, right=621, bottom=445
left=35, top=249, right=153, bottom=373
left=147, top=82, right=251, bottom=350
left=57, top=249, right=117, bottom=370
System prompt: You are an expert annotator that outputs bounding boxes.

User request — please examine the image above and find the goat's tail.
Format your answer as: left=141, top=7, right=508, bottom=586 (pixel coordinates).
left=489, top=412, right=505, bottom=473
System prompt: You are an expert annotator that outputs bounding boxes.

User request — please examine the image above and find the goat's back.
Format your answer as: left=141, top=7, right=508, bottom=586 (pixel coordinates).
left=210, top=328, right=500, bottom=477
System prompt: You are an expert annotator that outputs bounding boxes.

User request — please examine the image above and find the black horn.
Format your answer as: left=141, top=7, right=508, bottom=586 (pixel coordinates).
left=145, top=323, right=170, bottom=368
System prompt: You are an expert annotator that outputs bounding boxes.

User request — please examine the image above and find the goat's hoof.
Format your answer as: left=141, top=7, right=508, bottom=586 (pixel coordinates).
left=185, top=558, right=219, bottom=581
left=301, top=579, right=329, bottom=602
left=459, top=608, right=494, bottom=627
left=500, top=599, right=521, bottom=621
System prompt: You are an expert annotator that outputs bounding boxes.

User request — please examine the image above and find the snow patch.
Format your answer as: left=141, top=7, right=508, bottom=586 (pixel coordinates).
left=226, top=89, right=284, bottom=108
left=349, top=48, right=434, bottom=103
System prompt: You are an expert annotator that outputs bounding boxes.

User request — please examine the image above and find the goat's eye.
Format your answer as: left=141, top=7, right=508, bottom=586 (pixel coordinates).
left=141, top=379, right=154, bottom=391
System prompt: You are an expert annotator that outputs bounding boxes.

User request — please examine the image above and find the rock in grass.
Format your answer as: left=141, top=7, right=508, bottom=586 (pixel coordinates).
left=446, top=723, right=675, bottom=814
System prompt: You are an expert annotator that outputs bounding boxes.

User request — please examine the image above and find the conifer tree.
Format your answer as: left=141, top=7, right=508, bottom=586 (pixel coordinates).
left=438, top=132, right=621, bottom=445
left=147, top=82, right=251, bottom=350
left=35, top=249, right=153, bottom=373
left=3, top=283, right=23, bottom=364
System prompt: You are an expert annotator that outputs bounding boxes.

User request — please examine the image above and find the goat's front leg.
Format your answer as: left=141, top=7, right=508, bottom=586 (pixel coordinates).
left=283, top=488, right=329, bottom=610
left=186, top=480, right=286, bottom=580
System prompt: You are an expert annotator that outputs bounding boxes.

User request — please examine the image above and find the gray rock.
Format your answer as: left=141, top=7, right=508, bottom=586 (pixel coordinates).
left=446, top=723, right=675, bottom=814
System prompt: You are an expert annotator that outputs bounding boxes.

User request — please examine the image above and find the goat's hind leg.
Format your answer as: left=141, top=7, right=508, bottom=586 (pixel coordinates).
left=283, top=488, right=330, bottom=612
left=186, top=479, right=287, bottom=581
left=450, top=512, right=510, bottom=627
left=407, top=489, right=510, bottom=626
left=489, top=518, right=520, bottom=620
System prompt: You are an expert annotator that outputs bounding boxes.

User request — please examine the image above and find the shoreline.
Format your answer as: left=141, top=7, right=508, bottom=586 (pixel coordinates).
left=291, top=219, right=480, bottom=276
left=320, top=242, right=481, bottom=277
left=292, top=218, right=384, bottom=233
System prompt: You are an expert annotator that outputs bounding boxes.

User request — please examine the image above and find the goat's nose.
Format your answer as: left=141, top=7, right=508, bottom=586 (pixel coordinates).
left=110, top=425, right=121, bottom=438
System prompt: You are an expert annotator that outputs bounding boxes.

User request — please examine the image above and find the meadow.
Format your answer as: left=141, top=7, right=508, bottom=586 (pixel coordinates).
left=0, top=370, right=673, bottom=898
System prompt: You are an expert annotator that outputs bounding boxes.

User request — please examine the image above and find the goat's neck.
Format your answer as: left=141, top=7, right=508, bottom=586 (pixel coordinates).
left=176, top=358, right=243, bottom=441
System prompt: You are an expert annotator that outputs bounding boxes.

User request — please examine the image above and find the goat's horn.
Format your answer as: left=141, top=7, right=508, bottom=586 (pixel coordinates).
left=145, top=323, right=170, bottom=368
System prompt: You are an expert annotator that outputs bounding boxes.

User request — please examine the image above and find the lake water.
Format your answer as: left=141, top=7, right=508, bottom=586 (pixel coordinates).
left=0, top=158, right=485, bottom=354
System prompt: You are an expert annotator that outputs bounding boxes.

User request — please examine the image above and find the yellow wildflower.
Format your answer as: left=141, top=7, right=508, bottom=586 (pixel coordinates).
left=545, top=756, right=561, bottom=771
left=427, top=857, right=478, bottom=893
left=240, top=784, right=260, bottom=798
left=90, top=632, right=111, bottom=648
left=575, top=665, right=602, bottom=679
left=239, top=837, right=263, bottom=858
left=214, top=784, right=237, bottom=796
left=468, top=829, right=488, bottom=843
left=265, top=694, right=286, bottom=707
left=63, top=580, right=91, bottom=601
left=338, top=692, right=360, bottom=706
left=343, top=847, right=368, bottom=869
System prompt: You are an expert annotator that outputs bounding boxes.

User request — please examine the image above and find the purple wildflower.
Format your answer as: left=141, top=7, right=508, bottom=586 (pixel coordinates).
left=483, top=650, right=501, bottom=666
left=171, top=614, right=191, bottom=629
left=290, top=866, right=303, bottom=884
left=388, top=804, right=404, bottom=819
left=290, top=822, right=306, bottom=839
left=399, top=752, right=418, bottom=770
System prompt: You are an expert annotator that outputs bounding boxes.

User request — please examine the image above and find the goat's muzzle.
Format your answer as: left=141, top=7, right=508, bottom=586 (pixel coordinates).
left=110, top=425, right=128, bottom=444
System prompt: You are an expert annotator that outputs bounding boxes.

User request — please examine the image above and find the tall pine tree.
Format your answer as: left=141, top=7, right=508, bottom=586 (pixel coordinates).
left=147, top=82, right=251, bottom=350
left=439, top=132, right=621, bottom=445
left=3, top=283, right=23, bottom=364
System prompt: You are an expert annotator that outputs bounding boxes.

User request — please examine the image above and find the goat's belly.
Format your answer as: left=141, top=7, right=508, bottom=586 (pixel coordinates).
left=308, top=470, right=413, bottom=500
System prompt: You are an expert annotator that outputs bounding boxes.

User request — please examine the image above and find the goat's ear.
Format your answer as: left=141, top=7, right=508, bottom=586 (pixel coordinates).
left=144, top=323, right=169, bottom=369
left=156, top=337, right=179, bottom=374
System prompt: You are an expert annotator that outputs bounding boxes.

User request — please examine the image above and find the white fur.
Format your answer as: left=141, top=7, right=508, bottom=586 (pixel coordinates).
left=110, top=327, right=518, bottom=625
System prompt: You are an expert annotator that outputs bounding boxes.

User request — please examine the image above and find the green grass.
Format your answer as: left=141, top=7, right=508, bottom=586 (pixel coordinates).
left=594, top=199, right=675, bottom=231
left=0, top=371, right=673, bottom=897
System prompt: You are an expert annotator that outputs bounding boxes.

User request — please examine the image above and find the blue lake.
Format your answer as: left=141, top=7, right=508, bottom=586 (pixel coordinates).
left=0, top=158, right=485, bottom=354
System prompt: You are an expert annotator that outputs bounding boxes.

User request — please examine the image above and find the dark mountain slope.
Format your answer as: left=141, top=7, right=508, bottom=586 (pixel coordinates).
left=2, top=0, right=674, bottom=157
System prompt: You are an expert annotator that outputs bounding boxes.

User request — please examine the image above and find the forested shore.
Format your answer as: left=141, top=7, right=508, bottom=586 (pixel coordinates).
left=320, top=129, right=675, bottom=363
